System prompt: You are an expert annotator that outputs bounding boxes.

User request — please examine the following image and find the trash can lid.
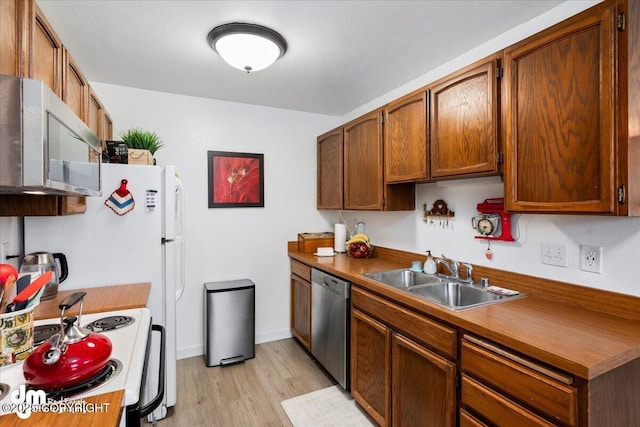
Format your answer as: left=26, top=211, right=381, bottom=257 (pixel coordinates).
left=204, top=279, right=255, bottom=292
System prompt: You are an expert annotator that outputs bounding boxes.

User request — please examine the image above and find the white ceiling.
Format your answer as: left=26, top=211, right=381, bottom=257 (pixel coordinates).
left=37, top=0, right=565, bottom=116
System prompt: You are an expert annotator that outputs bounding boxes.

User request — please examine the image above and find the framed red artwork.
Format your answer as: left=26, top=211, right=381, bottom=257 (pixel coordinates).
left=207, top=151, right=264, bottom=208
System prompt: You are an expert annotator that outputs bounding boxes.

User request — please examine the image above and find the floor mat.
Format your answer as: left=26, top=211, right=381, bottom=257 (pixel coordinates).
left=281, top=385, right=376, bottom=427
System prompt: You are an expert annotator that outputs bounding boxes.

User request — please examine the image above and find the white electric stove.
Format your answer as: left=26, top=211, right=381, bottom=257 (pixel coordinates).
left=0, top=307, right=154, bottom=426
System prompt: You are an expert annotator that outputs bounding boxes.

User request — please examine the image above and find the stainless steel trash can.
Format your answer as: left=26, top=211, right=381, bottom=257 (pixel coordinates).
left=204, top=279, right=255, bottom=367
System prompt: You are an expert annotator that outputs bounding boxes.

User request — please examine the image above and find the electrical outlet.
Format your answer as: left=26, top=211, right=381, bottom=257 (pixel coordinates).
left=580, top=245, right=602, bottom=273
left=541, top=243, right=568, bottom=267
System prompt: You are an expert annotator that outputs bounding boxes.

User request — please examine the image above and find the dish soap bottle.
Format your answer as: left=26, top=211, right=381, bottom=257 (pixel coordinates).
left=424, top=250, right=437, bottom=274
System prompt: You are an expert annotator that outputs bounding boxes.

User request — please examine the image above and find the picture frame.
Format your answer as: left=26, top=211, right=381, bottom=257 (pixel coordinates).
left=207, top=151, right=264, bottom=208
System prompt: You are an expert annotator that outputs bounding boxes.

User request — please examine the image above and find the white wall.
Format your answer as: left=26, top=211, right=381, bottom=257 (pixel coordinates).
left=90, top=83, right=339, bottom=358
left=336, top=179, right=640, bottom=297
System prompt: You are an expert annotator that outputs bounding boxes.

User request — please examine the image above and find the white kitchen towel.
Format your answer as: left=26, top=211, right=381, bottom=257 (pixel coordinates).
left=281, top=385, right=375, bottom=427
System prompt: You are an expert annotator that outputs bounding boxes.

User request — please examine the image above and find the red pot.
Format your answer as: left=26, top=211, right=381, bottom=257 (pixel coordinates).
left=23, top=291, right=112, bottom=390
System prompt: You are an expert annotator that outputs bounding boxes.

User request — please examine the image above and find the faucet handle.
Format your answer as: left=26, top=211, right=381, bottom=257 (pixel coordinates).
left=460, top=262, right=473, bottom=283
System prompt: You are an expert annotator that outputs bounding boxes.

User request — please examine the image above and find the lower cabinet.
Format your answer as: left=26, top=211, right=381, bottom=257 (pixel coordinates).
left=290, top=260, right=312, bottom=351
left=391, top=333, right=456, bottom=427
left=351, top=286, right=457, bottom=427
left=461, top=335, right=578, bottom=426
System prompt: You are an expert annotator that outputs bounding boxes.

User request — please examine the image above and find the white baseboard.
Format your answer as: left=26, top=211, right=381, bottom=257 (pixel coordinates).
left=177, top=328, right=293, bottom=360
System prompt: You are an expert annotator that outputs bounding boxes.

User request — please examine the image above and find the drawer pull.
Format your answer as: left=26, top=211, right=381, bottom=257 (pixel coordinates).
left=464, top=334, right=573, bottom=385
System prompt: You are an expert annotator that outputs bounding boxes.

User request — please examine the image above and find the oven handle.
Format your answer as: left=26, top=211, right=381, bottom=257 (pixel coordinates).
left=139, top=324, right=166, bottom=418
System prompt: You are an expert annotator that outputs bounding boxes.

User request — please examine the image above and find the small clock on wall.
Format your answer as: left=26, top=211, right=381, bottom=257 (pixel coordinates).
left=472, top=198, right=515, bottom=242
left=472, top=214, right=501, bottom=237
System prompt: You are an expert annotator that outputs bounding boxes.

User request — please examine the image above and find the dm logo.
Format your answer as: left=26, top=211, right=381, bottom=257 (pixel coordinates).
left=10, top=384, right=46, bottom=419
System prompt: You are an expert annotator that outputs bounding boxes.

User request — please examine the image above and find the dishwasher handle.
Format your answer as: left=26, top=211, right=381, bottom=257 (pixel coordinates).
left=312, top=269, right=350, bottom=299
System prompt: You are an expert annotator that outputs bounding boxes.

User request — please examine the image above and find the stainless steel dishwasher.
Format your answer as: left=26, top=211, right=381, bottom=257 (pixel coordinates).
left=311, top=268, right=350, bottom=390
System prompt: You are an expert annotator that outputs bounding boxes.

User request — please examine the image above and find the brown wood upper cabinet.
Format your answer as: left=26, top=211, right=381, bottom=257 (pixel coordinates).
left=0, top=0, right=114, bottom=216
left=30, top=1, right=64, bottom=97
left=430, top=56, right=500, bottom=179
left=383, top=90, right=429, bottom=183
left=504, top=0, right=640, bottom=215
left=317, top=127, right=344, bottom=209
left=344, top=110, right=385, bottom=210
left=343, top=110, right=414, bottom=211
left=63, top=49, right=89, bottom=122
left=0, top=0, right=28, bottom=77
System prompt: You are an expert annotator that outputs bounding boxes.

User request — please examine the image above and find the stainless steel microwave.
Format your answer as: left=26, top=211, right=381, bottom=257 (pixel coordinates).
left=0, top=74, right=102, bottom=196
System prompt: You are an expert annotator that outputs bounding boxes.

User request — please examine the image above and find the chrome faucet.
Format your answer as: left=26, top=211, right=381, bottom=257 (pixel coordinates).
left=436, top=255, right=474, bottom=284
left=436, top=255, right=459, bottom=279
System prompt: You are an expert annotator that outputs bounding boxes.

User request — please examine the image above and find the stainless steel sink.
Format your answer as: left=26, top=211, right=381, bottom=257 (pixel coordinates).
left=362, top=268, right=444, bottom=288
left=362, top=268, right=524, bottom=310
left=408, top=282, right=517, bottom=310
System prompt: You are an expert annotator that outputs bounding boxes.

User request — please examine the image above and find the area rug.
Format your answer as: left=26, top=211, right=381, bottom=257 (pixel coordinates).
left=281, top=385, right=376, bottom=427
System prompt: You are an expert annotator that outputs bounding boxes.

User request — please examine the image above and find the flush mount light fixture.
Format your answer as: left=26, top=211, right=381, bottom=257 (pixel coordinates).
left=207, top=23, right=287, bottom=73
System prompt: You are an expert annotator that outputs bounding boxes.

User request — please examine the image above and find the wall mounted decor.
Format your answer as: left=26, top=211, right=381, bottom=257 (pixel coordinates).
left=207, top=151, right=264, bottom=208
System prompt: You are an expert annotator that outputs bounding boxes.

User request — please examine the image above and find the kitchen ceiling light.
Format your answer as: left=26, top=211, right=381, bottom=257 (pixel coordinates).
left=207, top=23, right=287, bottom=73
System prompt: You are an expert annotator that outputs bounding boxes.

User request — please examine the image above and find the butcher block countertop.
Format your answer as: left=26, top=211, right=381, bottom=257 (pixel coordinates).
left=289, top=244, right=640, bottom=380
left=34, top=282, right=151, bottom=320
left=0, top=282, right=150, bottom=427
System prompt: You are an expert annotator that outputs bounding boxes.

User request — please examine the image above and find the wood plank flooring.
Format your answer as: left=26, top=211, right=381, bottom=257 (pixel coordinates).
left=159, top=338, right=336, bottom=426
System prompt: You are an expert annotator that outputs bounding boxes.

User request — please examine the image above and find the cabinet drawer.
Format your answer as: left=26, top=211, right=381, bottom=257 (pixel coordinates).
left=352, top=286, right=456, bottom=358
left=462, top=337, right=577, bottom=426
left=462, top=375, right=556, bottom=427
left=290, top=260, right=311, bottom=282
left=459, top=408, right=487, bottom=427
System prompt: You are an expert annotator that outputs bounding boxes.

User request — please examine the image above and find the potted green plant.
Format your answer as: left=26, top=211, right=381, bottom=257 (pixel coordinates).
left=120, top=128, right=164, bottom=165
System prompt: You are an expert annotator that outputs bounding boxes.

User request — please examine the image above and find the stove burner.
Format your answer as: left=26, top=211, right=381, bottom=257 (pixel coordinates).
left=33, top=324, right=62, bottom=347
left=85, top=315, right=134, bottom=332
left=27, top=359, right=122, bottom=401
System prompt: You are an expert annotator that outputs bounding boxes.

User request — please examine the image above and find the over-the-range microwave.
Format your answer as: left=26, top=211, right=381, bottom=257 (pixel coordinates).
left=0, top=74, right=102, bottom=196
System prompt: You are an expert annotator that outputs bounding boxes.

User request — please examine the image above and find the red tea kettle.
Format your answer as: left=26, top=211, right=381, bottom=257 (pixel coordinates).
left=23, top=292, right=112, bottom=390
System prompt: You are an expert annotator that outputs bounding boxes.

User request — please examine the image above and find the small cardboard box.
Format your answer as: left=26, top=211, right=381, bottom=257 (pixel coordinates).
left=297, top=232, right=335, bottom=253
left=128, top=148, right=153, bottom=165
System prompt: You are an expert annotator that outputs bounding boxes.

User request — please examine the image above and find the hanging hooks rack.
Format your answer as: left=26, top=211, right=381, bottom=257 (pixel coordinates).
left=423, top=199, right=455, bottom=228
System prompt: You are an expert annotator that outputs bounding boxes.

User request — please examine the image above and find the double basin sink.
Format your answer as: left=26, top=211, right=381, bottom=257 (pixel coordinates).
left=362, top=268, right=524, bottom=310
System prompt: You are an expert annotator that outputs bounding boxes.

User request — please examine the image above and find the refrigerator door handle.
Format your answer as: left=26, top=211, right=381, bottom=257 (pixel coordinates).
left=176, top=238, right=185, bottom=302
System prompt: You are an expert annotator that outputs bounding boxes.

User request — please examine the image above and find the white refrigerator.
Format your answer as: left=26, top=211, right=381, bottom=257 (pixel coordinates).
left=24, top=163, right=185, bottom=422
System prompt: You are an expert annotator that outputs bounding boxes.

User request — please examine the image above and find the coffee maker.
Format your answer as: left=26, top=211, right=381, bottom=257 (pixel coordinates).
left=19, top=252, right=68, bottom=300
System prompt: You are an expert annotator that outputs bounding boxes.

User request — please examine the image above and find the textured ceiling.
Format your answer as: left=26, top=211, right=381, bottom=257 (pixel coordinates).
left=37, top=0, right=566, bottom=116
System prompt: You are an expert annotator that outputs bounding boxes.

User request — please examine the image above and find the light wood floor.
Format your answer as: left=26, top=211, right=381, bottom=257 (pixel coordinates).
left=158, top=338, right=336, bottom=426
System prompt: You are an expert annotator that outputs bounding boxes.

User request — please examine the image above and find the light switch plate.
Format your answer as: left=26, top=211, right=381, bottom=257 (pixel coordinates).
left=541, top=243, right=568, bottom=267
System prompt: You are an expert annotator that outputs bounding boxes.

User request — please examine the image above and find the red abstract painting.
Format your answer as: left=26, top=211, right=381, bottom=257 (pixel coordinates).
left=208, top=151, right=264, bottom=207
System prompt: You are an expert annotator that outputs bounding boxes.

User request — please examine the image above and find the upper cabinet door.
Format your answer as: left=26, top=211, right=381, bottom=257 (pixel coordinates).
left=63, top=49, right=89, bottom=122
left=30, top=2, right=63, bottom=97
left=430, top=57, right=500, bottom=179
left=504, top=5, right=616, bottom=214
left=317, top=127, right=344, bottom=210
left=344, top=110, right=385, bottom=210
left=0, top=0, right=28, bottom=77
left=384, top=91, right=429, bottom=183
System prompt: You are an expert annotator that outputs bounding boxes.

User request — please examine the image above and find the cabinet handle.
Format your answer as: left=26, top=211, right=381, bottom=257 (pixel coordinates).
left=463, top=334, right=573, bottom=385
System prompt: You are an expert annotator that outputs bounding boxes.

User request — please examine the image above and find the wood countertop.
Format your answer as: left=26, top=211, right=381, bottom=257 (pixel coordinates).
left=33, top=282, right=151, bottom=320
left=289, top=245, right=640, bottom=380
left=0, top=391, right=124, bottom=427
left=0, top=283, right=150, bottom=426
